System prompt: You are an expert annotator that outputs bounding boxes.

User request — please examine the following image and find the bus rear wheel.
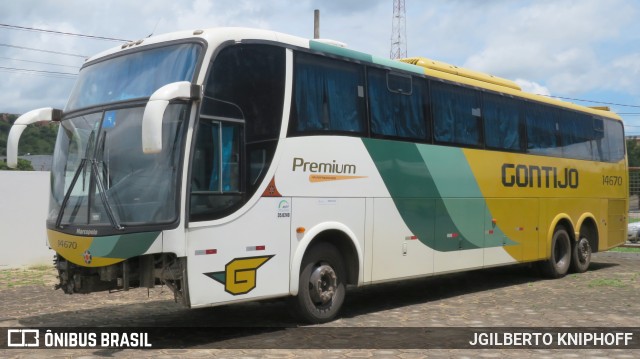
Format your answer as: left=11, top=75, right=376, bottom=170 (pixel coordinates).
left=292, top=243, right=346, bottom=324
left=539, top=225, right=571, bottom=278
left=570, top=235, right=591, bottom=273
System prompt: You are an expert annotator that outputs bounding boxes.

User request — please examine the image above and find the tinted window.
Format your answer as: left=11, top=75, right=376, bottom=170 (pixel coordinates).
left=368, top=68, right=428, bottom=140
left=558, top=111, right=593, bottom=160
left=191, top=121, right=241, bottom=193
left=525, top=103, right=562, bottom=157
left=387, top=72, right=413, bottom=94
left=431, top=81, right=482, bottom=146
left=483, top=93, right=522, bottom=151
left=190, top=121, right=243, bottom=220
left=205, top=45, right=285, bottom=142
left=67, top=43, right=201, bottom=111
left=190, top=44, right=284, bottom=222
left=591, top=118, right=606, bottom=161
left=291, top=52, right=366, bottom=134
left=605, top=119, right=625, bottom=162
left=524, top=103, right=624, bottom=162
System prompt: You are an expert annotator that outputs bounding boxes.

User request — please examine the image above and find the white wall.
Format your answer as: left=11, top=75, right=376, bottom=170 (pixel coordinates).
left=0, top=171, right=54, bottom=268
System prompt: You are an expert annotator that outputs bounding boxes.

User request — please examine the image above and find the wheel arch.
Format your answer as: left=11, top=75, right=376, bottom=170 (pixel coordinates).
left=546, top=214, right=575, bottom=257
left=576, top=213, right=599, bottom=253
left=289, top=222, right=363, bottom=296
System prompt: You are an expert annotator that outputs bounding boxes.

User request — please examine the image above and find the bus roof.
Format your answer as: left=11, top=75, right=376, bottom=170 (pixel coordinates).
left=86, top=27, right=621, bottom=122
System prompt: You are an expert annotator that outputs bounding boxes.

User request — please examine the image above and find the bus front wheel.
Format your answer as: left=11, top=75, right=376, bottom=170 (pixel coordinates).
left=539, top=226, right=571, bottom=278
left=292, top=243, right=346, bottom=324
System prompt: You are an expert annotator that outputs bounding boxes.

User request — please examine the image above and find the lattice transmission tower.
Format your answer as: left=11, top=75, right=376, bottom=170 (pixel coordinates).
left=390, top=0, right=407, bottom=59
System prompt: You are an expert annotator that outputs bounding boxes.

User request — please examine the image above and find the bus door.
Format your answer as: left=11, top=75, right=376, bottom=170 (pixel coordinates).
left=185, top=116, right=290, bottom=307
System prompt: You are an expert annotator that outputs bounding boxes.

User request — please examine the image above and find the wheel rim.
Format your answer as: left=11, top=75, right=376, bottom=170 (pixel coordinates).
left=576, top=238, right=591, bottom=264
left=308, top=263, right=337, bottom=305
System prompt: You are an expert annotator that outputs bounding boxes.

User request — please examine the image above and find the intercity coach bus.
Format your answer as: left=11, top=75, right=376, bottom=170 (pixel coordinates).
left=7, top=27, right=627, bottom=323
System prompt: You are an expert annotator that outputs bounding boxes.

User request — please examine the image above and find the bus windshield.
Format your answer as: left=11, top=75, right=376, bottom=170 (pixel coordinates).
left=47, top=42, right=202, bottom=233
left=49, top=105, right=188, bottom=230
left=66, top=43, right=201, bottom=112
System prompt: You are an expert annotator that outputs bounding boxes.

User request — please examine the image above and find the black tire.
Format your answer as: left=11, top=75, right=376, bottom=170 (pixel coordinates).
left=570, top=235, right=591, bottom=273
left=538, top=226, right=572, bottom=278
left=292, top=243, right=346, bottom=324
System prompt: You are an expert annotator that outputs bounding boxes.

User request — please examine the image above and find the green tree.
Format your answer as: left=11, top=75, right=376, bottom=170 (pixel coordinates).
left=0, top=113, right=58, bottom=157
left=627, top=139, right=640, bottom=168
left=0, top=158, right=34, bottom=171
left=1, top=112, right=56, bottom=171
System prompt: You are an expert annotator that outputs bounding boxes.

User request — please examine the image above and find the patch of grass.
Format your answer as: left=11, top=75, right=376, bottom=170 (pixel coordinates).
left=588, top=278, right=627, bottom=288
left=0, top=265, right=56, bottom=288
left=608, top=246, right=640, bottom=253
left=29, top=264, right=52, bottom=271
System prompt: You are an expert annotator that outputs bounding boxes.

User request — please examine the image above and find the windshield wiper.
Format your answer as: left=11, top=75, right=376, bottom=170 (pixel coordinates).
left=55, top=159, right=124, bottom=231
left=55, top=158, right=87, bottom=229
left=90, top=159, right=123, bottom=230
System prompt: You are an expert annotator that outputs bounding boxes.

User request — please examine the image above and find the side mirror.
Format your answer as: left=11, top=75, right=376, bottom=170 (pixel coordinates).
left=7, top=107, right=62, bottom=168
left=142, top=81, right=202, bottom=154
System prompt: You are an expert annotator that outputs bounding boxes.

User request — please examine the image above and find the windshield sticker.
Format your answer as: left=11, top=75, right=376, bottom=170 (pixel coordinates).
left=102, top=111, right=117, bottom=129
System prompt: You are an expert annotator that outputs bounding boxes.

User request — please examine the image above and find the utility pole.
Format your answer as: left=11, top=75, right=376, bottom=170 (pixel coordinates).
left=314, top=9, right=320, bottom=39
left=390, top=0, right=407, bottom=59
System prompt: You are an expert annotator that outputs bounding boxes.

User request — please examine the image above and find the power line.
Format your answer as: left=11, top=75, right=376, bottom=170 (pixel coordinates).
left=0, top=23, right=130, bottom=42
left=0, top=65, right=76, bottom=77
left=0, top=56, right=80, bottom=69
left=0, top=43, right=87, bottom=58
left=539, top=94, right=640, bottom=109
left=0, top=70, right=75, bottom=80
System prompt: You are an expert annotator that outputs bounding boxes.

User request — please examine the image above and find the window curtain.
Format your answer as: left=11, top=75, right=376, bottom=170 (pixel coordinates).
left=431, top=82, right=481, bottom=146
left=484, top=95, right=521, bottom=151
left=207, top=124, right=239, bottom=192
left=525, top=105, right=561, bottom=156
left=368, top=69, right=426, bottom=139
left=294, top=54, right=364, bottom=133
left=559, top=112, right=592, bottom=160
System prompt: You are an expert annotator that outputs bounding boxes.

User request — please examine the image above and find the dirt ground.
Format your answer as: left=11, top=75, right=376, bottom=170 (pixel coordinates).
left=1, top=251, right=639, bottom=358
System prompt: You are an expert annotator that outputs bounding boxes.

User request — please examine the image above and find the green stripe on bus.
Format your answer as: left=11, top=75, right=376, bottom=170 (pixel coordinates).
left=309, top=40, right=372, bottom=62
left=362, top=139, right=474, bottom=250
left=88, top=231, right=160, bottom=258
left=309, top=40, right=425, bottom=75
left=417, top=145, right=485, bottom=248
left=363, top=138, right=516, bottom=251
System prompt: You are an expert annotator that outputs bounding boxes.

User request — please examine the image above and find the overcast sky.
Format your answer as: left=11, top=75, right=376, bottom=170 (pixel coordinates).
left=1, top=0, right=640, bottom=133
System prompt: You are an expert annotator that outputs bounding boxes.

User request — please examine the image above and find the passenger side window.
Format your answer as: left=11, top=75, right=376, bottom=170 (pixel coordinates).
left=190, top=44, right=284, bottom=221
left=605, top=119, right=625, bottom=162
left=190, top=120, right=243, bottom=220
left=525, top=104, right=562, bottom=157
left=367, top=68, right=429, bottom=140
left=483, top=94, right=523, bottom=151
left=205, top=45, right=284, bottom=142
left=591, top=118, right=607, bottom=161
left=431, top=81, right=482, bottom=147
left=290, top=52, right=366, bottom=135
left=558, top=111, right=593, bottom=160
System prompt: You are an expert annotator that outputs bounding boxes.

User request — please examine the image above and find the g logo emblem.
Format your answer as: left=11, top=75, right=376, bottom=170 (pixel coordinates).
left=204, top=255, right=274, bottom=295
